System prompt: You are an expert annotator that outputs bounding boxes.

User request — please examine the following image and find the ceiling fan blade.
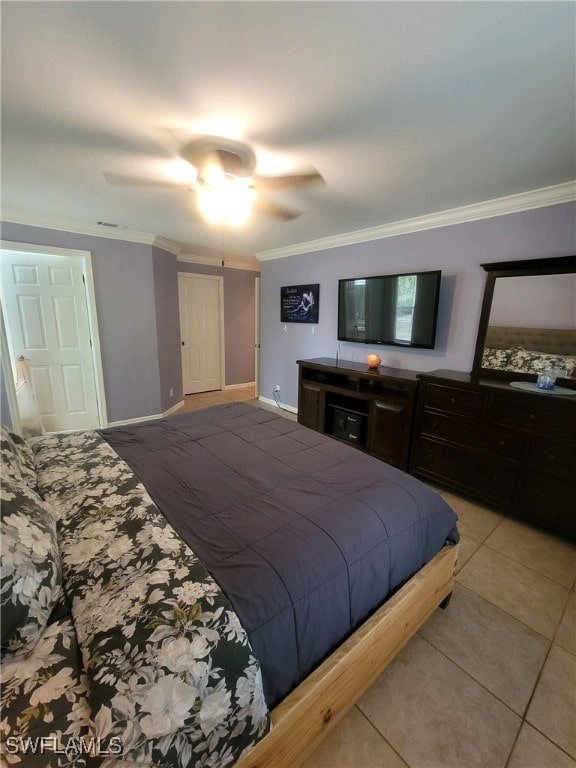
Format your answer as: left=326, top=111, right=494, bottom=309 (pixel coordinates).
left=251, top=170, right=324, bottom=191
left=254, top=197, right=302, bottom=220
left=104, top=172, right=192, bottom=189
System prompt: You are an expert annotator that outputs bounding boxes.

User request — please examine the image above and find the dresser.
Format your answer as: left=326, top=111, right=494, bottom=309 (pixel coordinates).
left=410, top=370, right=576, bottom=538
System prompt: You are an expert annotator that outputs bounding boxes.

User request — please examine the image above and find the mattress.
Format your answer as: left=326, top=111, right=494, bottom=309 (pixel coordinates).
left=101, top=402, right=458, bottom=707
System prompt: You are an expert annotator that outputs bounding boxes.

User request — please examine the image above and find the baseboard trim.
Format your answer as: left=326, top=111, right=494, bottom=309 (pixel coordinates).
left=108, top=396, right=292, bottom=427
left=107, top=400, right=184, bottom=427
left=108, top=413, right=162, bottom=427
left=224, top=381, right=256, bottom=390
left=163, top=400, right=185, bottom=417
left=258, top=395, right=298, bottom=415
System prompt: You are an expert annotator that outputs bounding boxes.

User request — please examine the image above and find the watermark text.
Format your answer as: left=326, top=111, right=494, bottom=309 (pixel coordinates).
left=5, top=736, right=123, bottom=757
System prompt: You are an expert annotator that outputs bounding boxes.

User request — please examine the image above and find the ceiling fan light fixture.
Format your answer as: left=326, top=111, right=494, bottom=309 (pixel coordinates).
left=196, top=176, right=255, bottom=226
left=106, top=134, right=322, bottom=223
left=182, top=139, right=256, bottom=177
left=197, top=162, right=225, bottom=188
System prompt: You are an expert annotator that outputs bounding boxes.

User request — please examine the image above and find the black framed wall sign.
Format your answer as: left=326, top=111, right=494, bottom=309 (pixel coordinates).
left=280, top=284, right=320, bottom=324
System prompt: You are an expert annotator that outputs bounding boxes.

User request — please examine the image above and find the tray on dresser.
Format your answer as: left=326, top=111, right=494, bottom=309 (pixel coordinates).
left=509, top=381, right=576, bottom=396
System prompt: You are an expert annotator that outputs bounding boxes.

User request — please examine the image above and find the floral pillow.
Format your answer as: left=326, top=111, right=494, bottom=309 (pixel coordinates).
left=483, top=347, right=576, bottom=378
left=482, top=347, right=512, bottom=370
left=0, top=478, right=62, bottom=657
left=507, top=346, right=576, bottom=376
left=563, top=356, right=576, bottom=377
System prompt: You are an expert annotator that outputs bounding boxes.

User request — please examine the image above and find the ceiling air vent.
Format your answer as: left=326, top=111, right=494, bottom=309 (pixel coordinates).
left=96, top=220, right=119, bottom=228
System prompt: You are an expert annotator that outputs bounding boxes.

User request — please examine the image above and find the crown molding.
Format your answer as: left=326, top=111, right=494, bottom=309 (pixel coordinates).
left=153, top=236, right=183, bottom=256
left=0, top=207, right=160, bottom=245
left=177, top=252, right=260, bottom=271
left=256, top=181, right=576, bottom=262
left=0, top=207, right=260, bottom=269
left=4, top=180, right=573, bottom=267
left=0, top=208, right=190, bottom=259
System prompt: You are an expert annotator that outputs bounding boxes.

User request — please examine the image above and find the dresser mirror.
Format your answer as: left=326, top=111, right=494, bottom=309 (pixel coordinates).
left=472, top=255, right=576, bottom=388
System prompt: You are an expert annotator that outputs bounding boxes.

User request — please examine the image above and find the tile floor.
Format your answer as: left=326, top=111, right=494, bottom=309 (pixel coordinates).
left=180, top=388, right=576, bottom=768
left=179, top=384, right=261, bottom=412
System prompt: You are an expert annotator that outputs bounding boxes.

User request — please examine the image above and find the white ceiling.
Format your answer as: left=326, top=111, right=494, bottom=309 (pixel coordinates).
left=1, top=1, right=575, bottom=266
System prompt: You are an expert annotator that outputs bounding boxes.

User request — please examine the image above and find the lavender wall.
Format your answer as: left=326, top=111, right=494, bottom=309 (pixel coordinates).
left=176, top=261, right=259, bottom=385
left=1, top=222, right=162, bottom=422
left=152, top=247, right=183, bottom=412
left=3, top=203, right=572, bottom=421
left=258, top=202, right=576, bottom=408
left=1, top=221, right=260, bottom=423
left=222, top=269, right=259, bottom=385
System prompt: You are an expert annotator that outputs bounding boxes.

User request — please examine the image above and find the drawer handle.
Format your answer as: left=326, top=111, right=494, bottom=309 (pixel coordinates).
left=450, top=397, right=456, bottom=404
left=529, top=414, right=536, bottom=421
left=548, top=453, right=556, bottom=461
left=498, top=441, right=505, bottom=447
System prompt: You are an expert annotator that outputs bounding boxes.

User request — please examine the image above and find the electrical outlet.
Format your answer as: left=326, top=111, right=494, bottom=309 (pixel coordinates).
left=274, top=385, right=281, bottom=393
left=169, top=388, right=174, bottom=398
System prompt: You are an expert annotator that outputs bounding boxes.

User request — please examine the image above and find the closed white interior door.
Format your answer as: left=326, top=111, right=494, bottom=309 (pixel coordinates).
left=1, top=249, right=100, bottom=432
left=178, top=273, right=223, bottom=395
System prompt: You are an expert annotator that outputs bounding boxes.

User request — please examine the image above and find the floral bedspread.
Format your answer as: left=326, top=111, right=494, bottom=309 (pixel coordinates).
left=1, top=428, right=270, bottom=768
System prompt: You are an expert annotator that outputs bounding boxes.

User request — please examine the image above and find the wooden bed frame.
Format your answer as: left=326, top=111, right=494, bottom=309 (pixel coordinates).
left=236, top=542, right=458, bottom=768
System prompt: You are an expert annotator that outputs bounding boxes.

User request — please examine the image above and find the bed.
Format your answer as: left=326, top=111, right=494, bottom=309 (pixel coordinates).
left=1, top=402, right=458, bottom=768
left=482, top=325, right=576, bottom=377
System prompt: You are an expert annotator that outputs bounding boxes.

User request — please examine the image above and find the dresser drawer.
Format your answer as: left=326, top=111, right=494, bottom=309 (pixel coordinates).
left=519, top=473, right=576, bottom=537
left=527, top=438, right=576, bottom=482
left=424, top=384, right=488, bottom=419
left=416, top=438, right=517, bottom=502
left=493, top=395, right=575, bottom=439
left=421, top=411, right=523, bottom=460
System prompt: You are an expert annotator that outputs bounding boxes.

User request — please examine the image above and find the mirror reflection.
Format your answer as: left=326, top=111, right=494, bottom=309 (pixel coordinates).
left=481, top=272, right=576, bottom=379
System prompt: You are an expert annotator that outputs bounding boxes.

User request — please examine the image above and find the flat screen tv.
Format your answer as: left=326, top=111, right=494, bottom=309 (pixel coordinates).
left=338, top=270, right=441, bottom=348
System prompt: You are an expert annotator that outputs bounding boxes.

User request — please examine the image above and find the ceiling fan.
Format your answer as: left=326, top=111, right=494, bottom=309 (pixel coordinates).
left=105, top=135, right=324, bottom=224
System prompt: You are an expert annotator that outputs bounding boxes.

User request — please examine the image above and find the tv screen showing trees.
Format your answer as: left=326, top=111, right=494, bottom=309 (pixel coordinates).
left=338, top=270, right=441, bottom=348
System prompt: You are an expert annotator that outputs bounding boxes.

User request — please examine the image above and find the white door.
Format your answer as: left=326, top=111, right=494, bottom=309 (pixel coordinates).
left=178, top=273, right=223, bottom=394
left=1, top=249, right=100, bottom=432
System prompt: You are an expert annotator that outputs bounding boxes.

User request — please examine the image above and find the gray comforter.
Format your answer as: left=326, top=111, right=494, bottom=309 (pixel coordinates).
left=101, top=402, right=458, bottom=707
